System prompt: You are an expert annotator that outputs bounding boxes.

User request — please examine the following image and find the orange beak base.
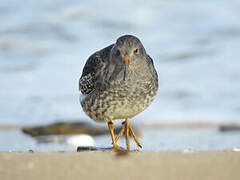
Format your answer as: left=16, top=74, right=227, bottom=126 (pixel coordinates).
left=123, top=56, right=130, bottom=65
left=123, top=56, right=130, bottom=81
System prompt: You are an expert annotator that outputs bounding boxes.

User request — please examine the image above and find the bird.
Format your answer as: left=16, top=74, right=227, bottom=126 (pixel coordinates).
left=79, top=35, right=158, bottom=151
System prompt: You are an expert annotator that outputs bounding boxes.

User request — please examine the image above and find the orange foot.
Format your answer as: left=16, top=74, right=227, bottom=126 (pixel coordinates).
left=115, top=118, right=142, bottom=151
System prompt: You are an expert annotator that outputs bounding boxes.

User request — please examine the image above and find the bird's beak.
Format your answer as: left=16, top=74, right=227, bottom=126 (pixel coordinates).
left=123, top=56, right=130, bottom=81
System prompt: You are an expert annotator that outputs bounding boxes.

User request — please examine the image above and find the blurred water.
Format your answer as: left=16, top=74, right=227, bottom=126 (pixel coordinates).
left=1, top=129, right=240, bottom=151
left=0, top=0, right=240, bottom=150
left=1, top=0, right=240, bottom=125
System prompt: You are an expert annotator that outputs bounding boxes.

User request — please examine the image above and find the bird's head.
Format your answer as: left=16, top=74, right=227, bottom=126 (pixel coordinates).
left=110, top=35, right=146, bottom=81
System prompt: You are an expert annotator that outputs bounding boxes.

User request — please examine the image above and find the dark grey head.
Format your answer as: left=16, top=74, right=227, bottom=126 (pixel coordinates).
left=110, top=35, right=147, bottom=80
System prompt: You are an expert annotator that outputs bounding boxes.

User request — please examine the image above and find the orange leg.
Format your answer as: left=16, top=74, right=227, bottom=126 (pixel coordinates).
left=115, top=121, right=126, bottom=142
left=115, top=118, right=142, bottom=151
left=129, top=126, right=142, bottom=148
left=107, top=121, right=124, bottom=152
left=125, top=118, right=130, bottom=151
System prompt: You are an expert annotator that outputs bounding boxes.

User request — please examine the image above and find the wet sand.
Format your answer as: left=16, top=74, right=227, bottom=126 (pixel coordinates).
left=0, top=151, right=239, bottom=180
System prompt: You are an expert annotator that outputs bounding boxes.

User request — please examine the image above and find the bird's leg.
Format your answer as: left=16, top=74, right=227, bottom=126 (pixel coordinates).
left=107, top=121, right=124, bottom=152
left=115, top=121, right=126, bottom=142
left=114, top=118, right=142, bottom=151
left=117, top=119, right=142, bottom=149
left=129, top=126, right=142, bottom=148
left=125, top=118, right=130, bottom=151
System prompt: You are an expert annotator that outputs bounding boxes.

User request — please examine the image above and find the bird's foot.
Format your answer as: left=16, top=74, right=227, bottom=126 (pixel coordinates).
left=106, top=147, right=139, bottom=153
left=115, top=119, right=142, bottom=150
left=106, top=146, right=126, bottom=152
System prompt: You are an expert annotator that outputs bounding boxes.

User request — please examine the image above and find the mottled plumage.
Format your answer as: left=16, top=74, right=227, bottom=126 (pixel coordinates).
left=79, top=35, right=158, bottom=150
left=79, top=44, right=113, bottom=94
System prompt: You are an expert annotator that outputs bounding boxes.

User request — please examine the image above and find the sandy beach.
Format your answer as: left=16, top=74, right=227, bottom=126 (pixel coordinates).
left=0, top=151, right=239, bottom=180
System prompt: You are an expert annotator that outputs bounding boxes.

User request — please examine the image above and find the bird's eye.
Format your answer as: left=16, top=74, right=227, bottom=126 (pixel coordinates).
left=116, top=50, right=120, bottom=56
left=134, top=49, right=138, bottom=54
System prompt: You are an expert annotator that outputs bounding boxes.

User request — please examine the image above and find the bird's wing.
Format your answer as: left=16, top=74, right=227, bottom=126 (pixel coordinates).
left=79, top=44, right=114, bottom=94
left=146, top=55, right=154, bottom=66
left=146, top=55, right=158, bottom=80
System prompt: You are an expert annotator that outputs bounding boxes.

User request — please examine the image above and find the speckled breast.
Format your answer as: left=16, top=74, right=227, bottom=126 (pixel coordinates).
left=81, top=77, right=158, bottom=122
